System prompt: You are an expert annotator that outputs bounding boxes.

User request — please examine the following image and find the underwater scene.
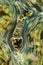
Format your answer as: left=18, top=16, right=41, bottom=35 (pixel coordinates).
left=0, top=0, right=43, bottom=65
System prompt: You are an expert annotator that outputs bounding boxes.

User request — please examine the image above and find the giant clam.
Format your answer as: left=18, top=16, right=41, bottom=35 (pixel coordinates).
left=0, top=0, right=43, bottom=65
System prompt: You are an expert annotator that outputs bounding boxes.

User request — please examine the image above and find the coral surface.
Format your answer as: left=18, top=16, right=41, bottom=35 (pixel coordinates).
left=0, top=0, right=43, bottom=65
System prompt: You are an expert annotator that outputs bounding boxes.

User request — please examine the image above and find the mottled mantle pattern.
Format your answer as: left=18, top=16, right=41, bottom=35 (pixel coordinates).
left=0, top=0, right=43, bottom=65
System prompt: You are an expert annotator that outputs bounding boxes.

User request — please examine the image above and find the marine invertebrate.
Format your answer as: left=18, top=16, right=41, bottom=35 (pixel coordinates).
left=0, top=0, right=43, bottom=65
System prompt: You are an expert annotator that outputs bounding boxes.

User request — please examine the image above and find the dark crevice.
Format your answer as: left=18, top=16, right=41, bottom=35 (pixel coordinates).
left=0, top=11, right=9, bottom=16
left=31, top=2, right=42, bottom=12
left=14, top=39, right=22, bottom=49
left=28, top=34, right=33, bottom=42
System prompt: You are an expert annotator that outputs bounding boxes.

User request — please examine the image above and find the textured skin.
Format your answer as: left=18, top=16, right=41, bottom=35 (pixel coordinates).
left=0, top=0, right=43, bottom=65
